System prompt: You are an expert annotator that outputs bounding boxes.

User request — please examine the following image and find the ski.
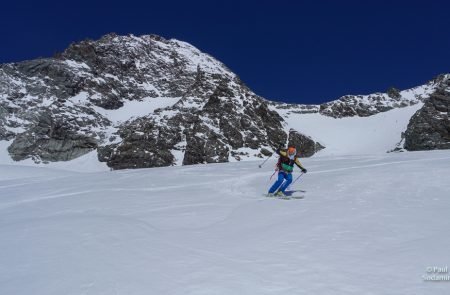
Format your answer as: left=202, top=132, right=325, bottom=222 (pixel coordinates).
left=261, top=194, right=304, bottom=200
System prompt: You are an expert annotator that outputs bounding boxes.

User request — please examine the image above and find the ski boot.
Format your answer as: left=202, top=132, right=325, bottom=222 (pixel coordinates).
left=275, top=191, right=289, bottom=199
left=275, top=190, right=286, bottom=197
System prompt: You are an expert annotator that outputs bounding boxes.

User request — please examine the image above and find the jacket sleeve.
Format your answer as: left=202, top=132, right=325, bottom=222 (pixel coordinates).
left=295, top=158, right=305, bottom=170
left=275, top=147, right=286, bottom=157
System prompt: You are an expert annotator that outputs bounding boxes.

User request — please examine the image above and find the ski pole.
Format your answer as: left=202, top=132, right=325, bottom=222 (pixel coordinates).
left=258, top=153, right=272, bottom=168
left=286, top=172, right=304, bottom=191
left=269, top=169, right=278, bottom=180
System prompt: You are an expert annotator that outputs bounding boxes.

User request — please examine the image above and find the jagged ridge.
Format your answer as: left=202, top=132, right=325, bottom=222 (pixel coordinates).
left=270, top=76, right=442, bottom=118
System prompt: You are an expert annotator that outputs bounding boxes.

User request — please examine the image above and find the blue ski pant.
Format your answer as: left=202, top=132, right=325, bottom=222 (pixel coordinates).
left=268, top=171, right=292, bottom=193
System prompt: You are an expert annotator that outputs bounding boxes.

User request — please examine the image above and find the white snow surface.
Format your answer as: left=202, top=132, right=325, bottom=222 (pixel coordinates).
left=93, top=96, right=181, bottom=124
left=1, top=150, right=450, bottom=295
left=65, top=92, right=180, bottom=124
left=276, top=103, right=424, bottom=156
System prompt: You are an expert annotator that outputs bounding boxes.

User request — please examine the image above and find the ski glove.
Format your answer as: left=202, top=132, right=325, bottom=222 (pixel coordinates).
left=301, top=168, right=307, bottom=173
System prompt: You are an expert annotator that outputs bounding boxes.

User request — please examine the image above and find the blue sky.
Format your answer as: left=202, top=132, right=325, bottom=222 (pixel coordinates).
left=1, top=0, right=449, bottom=104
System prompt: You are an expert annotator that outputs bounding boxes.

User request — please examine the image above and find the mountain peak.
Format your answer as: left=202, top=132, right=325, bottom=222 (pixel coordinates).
left=1, top=33, right=302, bottom=168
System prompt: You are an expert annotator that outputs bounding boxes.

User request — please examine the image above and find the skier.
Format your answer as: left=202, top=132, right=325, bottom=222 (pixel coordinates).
left=268, top=145, right=307, bottom=197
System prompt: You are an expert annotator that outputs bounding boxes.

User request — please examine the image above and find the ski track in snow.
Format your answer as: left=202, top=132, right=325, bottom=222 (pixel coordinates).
left=1, top=151, right=450, bottom=294
left=308, top=156, right=450, bottom=174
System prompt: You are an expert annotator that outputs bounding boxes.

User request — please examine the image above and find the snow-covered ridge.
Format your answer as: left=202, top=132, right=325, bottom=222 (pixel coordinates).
left=270, top=74, right=447, bottom=118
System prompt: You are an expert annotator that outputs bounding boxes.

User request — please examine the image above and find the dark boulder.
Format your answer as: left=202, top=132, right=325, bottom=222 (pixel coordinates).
left=288, top=129, right=325, bottom=157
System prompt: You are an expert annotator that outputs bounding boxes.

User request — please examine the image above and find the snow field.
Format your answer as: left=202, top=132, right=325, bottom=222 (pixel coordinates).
left=279, top=103, right=424, bottom=156
left=1, top=150, right=450, bottom=294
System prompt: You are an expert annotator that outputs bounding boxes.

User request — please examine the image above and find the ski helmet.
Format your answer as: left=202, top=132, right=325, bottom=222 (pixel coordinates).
left=287, top=146, right=296, bottom=156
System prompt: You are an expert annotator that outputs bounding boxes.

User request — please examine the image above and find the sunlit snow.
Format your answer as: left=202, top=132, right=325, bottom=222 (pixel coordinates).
left=1, top=151, right=449, bottom=294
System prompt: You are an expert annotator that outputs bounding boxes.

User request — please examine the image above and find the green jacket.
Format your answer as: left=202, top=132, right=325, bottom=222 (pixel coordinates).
left=276, top=148, right=305, bottom=173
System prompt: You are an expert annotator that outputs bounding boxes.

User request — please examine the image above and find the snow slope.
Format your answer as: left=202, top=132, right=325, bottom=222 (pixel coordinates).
left=275, top=103, right=424, bottom=156
left=91, top=95, right=181, bottom=124
left=1, top=150, right=450, bottom=294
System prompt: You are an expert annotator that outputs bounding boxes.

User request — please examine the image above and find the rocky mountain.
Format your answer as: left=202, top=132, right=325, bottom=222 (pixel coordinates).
left=0, top=33, right=448, bottom=169
left=0, top=33, right=320, bottom=169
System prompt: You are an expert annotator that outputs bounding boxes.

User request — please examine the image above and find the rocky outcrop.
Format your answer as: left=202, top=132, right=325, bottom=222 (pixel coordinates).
left=7, top=110, right=100, bottom=162
left=288, top=129, right=325, bottom=157
left=99, top=77, right=288, bottom=169
left=404, top=79, right=450, bottom=151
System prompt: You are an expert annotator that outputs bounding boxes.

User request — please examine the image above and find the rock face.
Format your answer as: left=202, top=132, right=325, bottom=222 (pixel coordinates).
left=288, top=129, right=325, bottom=157
left=99, top=79, right=288, bottom=169
left=404, top=79, right=450, bottom=151
left=8, top=111, right=98, bottom=162
left=0, top=33, right=313, bottom=169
